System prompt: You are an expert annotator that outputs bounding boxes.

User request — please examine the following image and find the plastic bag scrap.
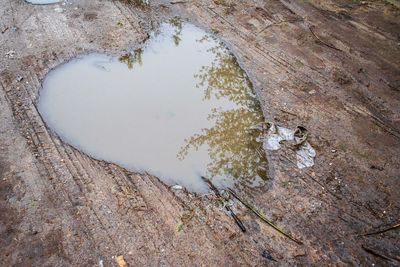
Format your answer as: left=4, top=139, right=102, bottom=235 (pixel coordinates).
left=262, top=124, right=316, bottom=169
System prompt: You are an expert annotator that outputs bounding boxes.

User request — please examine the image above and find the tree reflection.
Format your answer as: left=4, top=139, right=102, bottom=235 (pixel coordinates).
left=178, top=36, right=268, bottom=185
left=127, top=0, right=149, bottom=8
left=119, top=48, right=143, bottom=69
left=169, top=17, right=183, bottom=46
left=120, top=17, right=183, bottom=70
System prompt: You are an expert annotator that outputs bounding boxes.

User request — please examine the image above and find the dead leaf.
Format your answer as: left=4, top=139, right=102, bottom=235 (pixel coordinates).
left=115, top=255, right=127, bottom=267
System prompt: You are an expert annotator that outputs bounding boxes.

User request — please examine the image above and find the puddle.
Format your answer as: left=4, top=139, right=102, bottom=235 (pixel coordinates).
left=26, top=0, right=61, bottom=4
left=37, top=20, right=267, bottom=192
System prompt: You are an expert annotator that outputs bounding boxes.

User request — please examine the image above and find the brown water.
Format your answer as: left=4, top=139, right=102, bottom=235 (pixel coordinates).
left=37, top=20, right=267, bottom=192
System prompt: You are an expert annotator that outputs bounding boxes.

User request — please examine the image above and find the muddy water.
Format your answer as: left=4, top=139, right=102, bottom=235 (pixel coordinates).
left=38, top=20, right=267, bottom=192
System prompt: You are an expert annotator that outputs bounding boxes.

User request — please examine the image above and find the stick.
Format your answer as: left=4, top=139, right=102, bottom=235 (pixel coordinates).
left=363, top=223, right=400, bottom=236
left=227, top=188, right=302, bottom=244
left=201, top=176, right=246, bottom=232
left=362, top=246, right=399, bottom=262
left=309, top=25, right=342, bottom=52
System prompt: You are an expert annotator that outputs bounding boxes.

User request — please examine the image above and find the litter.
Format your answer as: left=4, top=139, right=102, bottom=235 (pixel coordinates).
left=263, top=124, right=316, bottom=169
left=171, top=185, right=184, bottom=190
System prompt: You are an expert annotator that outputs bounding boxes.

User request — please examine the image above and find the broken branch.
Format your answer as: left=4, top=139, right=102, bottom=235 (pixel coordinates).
left=363, top=223, right=400, bottom=236
left=201, top=176, right=247, bottom=232
left=309, top=25, right=342, bottom=52
left=227, top=188, right=302, bottom=244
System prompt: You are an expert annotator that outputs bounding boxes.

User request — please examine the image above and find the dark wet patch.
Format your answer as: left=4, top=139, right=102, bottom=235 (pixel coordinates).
left=0, top=157, right=14, bottom=201
left=0, top=203, right=21, bottom=248
left=15, top=229, right=67, bottom=266
left=0, top=175, right=22, bottom=255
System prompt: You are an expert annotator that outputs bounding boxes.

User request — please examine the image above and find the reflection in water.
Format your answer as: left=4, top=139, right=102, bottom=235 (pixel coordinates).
left=38, top=20, right=267, bottom=192
left=178, top=36, right=267, bottom=185
left=169, top=17, right=183, bottom=46
left=127, top=0, right=149, bottom=8
left=119, top=48, right=143, bottom=69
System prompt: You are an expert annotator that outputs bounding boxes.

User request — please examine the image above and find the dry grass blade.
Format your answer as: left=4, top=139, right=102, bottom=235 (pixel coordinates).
left=362, top=246, right=399, bottom=262
left=201, top=177, right=247, bottom=232
left=227, top=188, right=302, bottom=244
left=363, top=223, right=400, bottom=236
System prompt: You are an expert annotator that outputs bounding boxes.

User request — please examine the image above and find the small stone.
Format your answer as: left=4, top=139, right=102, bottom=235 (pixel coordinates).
left=5, top=50, right=16, bottom=58
left=171, top=185, right=183, bottom=190
left=293, top=249, right=306, bottom=257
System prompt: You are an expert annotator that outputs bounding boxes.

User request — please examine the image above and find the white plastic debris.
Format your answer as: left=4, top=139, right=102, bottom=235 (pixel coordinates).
left=171, top=185, right=184, bottom=190
left=263, top=125, right=294, bottom=151
left=54, top=7, right=63, bottom=13
left=5, top=50, right=16, bottom=58
left=296, top=142, right=316, bottom=169
left=263, top=123, right=316, bottom=169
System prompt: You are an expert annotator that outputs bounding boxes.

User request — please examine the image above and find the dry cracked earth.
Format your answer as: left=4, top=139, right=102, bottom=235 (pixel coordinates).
left=0, top=0, right=399, bottom=266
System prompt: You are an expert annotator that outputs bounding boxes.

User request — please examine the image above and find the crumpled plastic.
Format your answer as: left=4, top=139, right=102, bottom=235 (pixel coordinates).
left=263, top=125, right=294, bottom=150
left=296, top=142, right=316, bottom=169
left=263, top=124, right=316, bottom=169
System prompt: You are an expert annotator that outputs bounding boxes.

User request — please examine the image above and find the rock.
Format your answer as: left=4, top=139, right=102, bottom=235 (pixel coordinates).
left=171, top=185, right=184, bottom=190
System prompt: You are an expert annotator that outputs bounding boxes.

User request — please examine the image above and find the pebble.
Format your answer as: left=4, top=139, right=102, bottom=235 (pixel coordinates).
left=171, top=185, right=184, bottom=190
left=5, top=50, right=16, bottom=58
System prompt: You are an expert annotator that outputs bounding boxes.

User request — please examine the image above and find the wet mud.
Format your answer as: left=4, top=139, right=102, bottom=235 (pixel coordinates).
left=0, top=0, right=399, bottom=266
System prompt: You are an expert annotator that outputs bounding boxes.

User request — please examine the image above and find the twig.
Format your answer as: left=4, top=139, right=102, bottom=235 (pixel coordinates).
left=309, top=25, right=342, bottom=52
left=201, top=176, right=246, bottom=232
left=279, top=108, right=297, bottom=117
left=363, top=223, right=400, bottom=236
left=1, top=26, right=9, bottom=34
left=362, top=246, right=399, bottom=262
left=227, top=188, right=302, bottom=244
left=258, top=18, right=302, bottom=34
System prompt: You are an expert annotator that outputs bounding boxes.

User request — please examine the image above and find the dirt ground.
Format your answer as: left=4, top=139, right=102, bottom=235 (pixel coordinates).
left=0, top=0, right=399, bottom=266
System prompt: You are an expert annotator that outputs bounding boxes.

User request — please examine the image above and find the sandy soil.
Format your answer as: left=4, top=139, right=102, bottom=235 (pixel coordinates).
left=0, top=0, right=399, bottom=266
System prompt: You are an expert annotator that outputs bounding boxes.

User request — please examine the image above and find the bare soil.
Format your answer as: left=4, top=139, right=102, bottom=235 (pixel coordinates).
left=0, top=0, right=399, bottom=266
